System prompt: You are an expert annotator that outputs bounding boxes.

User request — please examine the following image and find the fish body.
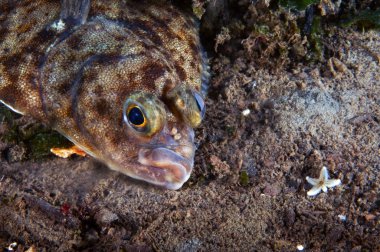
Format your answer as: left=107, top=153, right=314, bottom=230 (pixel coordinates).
left=0, top=0, right=207, bottom=189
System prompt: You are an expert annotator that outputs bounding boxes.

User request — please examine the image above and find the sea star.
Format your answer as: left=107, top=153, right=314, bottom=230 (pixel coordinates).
left=306, top=166, right=342, bottom=196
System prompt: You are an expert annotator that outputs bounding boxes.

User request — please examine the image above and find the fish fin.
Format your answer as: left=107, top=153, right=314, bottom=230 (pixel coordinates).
left=60, top=0, right=90, bottom=26
left=51, top=145, right=87, bottom=158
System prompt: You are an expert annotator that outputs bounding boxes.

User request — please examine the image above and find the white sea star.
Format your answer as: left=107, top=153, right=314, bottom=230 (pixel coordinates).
left=306, top=166, right=341, bottom=196
left=50, top=19, right=66, bottom=32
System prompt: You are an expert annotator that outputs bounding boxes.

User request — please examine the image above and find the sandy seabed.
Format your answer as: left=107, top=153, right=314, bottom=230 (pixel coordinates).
left=1, top=2, right=380, bottom=251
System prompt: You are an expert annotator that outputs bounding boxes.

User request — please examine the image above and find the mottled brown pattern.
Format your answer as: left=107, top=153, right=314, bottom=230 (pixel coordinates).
left=133, top=20, right=164, bottom=46
left=57, top=80, right=72, bottom=95
left=0, top=85, right=22, bottom=108
left=0, top=27, right=9, bottom=42
left=66, top=34, right=83, bottom=51
left=174, top=63, right=187, bottom=81
left=141, top=62, right=166, bottom=84
left=95, top=98, right=111, bottom=116
left=0, top=0, right=207, bottom=189
left=34, top=29, right=56, bottom=45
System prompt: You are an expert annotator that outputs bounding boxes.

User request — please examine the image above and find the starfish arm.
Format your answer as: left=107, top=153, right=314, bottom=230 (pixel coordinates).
left=306, top=176, right=319, bottom=185
left=307, top=186, right=322, bottom=196
left=320, top=166, right=329, bottom=180
left=325, top=179, right=341, bottom=188
left=322, top=185, right=328, bottom=192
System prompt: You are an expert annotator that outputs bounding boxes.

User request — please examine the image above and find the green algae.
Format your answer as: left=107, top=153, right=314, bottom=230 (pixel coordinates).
left=0, top=105, right=17, bottom=125
left=28, top=132, right=71, bottom=160
left=308, top=15, right=323, bottom=62
left=0, top=106, right=20, bottom=144
left=341, top=9, right=380, bottom=30
left=240, top=170, right=249, bottom=186
left=0, top=105, right=71, bottom=160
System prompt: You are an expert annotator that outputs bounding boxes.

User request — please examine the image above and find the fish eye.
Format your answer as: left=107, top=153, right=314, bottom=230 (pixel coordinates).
left=193, top=91, right=205, bottom=119
left=123, top=92, right=166, bottom=137
left=127, top=106, right=146, bottom=128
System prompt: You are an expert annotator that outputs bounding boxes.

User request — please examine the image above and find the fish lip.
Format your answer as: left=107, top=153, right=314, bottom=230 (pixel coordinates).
left=137, top=146, right=194, bottom=190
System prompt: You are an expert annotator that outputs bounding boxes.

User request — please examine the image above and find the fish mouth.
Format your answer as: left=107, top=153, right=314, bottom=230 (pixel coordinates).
left=104, top=125, right=196, bottom=190
left=137, top=144, right=195, bottom=190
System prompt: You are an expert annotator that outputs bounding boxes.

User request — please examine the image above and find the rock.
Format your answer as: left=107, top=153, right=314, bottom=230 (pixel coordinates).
left=6, top=144, right=27, bottom=163
left=95, top=208, right=119, bottom=226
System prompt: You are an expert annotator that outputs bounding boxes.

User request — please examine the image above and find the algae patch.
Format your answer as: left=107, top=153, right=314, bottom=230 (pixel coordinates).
left=0, top=105, right=71, bottom=160
left=28, top=132, right=71, bottom=159
left=240, top=170, right=249, bottom=186
left=341, top=9, right=380, bottom=29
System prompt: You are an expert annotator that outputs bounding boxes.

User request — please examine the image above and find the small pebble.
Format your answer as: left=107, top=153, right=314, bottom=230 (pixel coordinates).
left=296, top=81, right=306, bottom=90
left=242, top=109, right=250, bottom=116
left=338, top=214, right=346, bottom=221
left=95, top=208, right=119, bottom=226
left=297, top=244, right=304, bottom=251
left=7, top=242, right=17, bottom=251
left=6, top=144, right=27, bottom=163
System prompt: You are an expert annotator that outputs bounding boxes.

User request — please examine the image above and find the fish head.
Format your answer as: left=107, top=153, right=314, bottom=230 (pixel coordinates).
left=96, top=86, right=205, bottom=190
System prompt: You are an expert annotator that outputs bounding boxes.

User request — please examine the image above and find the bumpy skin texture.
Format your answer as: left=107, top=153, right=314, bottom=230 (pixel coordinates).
left=0, top=0, right=206, bottom=189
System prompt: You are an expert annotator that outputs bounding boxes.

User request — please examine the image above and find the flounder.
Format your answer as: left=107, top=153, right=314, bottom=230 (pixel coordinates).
left=0, top=0, right=208, bottom=189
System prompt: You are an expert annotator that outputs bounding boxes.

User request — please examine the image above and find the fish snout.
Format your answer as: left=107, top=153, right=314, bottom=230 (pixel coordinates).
left=137, top=126, right=195, bottom=190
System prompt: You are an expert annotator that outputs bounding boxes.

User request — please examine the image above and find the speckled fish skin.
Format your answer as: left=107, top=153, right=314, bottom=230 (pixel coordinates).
left=0, top=0, right=207, bottom=189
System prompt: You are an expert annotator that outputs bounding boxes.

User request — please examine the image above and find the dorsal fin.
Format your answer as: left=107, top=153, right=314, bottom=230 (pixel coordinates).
left=60, top=0, right=90, bottom=26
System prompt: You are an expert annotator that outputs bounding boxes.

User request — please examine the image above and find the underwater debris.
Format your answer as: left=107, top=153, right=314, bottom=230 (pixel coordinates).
left=338, top=214, right=347, bottom=221
left=296, top=244, right=304, bottom=251
left=306, top=166, right=341, bottom=196
left=242, top=109, right=251, bottom=116
left=6, top=242, right=17, bottom=251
